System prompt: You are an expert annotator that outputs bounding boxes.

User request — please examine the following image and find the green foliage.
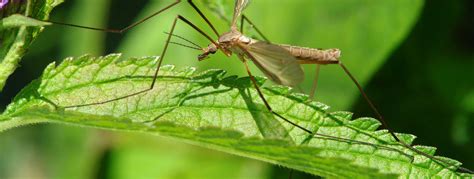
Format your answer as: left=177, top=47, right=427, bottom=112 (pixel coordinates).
left=0, top=0, right=63, bottom=91
left=0, top=14, right=52, bottom=29
left=1, top=54, right=472, bottom=178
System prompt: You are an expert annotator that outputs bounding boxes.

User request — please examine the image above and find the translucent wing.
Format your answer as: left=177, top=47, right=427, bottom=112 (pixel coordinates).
left=244, top=41, right=304, bottom=86
left=231, top=0, right=249, bottom=28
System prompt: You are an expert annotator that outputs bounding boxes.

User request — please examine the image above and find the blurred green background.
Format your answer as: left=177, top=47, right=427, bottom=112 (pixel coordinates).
left=0, top=0, right=473, bottom=178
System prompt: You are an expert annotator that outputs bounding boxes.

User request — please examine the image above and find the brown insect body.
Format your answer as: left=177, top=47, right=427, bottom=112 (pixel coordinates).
left=198, top=27, right=343, bottom=87
left=201, top=28, right=341, bottom=64
left=280, top=45, right=341, bottom=64
left=201, top=29, right=342, bottom=65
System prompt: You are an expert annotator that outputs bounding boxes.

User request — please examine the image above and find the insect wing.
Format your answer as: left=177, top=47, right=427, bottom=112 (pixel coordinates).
left=245, top=41, right=304, bottom=86
left=231, top=0, right=249, bottom=28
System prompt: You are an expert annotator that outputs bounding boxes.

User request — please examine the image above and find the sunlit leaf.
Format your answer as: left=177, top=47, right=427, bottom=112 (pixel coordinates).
left=1, top=54, right=472, bottom=178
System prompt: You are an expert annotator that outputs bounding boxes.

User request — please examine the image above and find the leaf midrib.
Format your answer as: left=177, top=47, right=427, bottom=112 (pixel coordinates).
left=42, top=72, right=404, bottom=149
left=40, top=75, right=192, bottom=97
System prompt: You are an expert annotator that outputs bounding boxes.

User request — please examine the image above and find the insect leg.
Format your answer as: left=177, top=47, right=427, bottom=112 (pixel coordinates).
left=185, top=0, right=231, bottom=55
left=187, top=0, right=220, bottom=37
left=337, top=62, right=397, bottom=140
left=239, top=54, right=413, bottom=159
left=238, top=15, right=322, bottom=99
left=41, top=0, right=182, bottom=33
left=241, top=58, right=313, bottom=134
left=337, top=61, right=474, bottom=173
left=309, top=64, right=321, bottom=99
left=63, top=15, right=220, bottom=108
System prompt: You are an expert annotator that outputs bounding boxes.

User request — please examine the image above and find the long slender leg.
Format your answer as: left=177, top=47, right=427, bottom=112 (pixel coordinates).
left=241, top=59, right=312, bottom=134
left=238, top=16, right=314, bottom=136
left=337, top=62, right=397, bottom=141
left=240, top=15, right=270, bottom=42
left=64, top=15, right=220, bottom=108
left=42, top=0, right=182, bottom=33
left=236, top=27, right=422, bottom=165
left=239, top=15, right=323, bottom=99
left=309, top=64, right=321, bottom=99
left=337, top=61, right=474, bottom=173
left=239, top=15, right=295, bottom=178
left=40, top=0, right=218, bottom=37
left=186, top=0, right=219, bottom=37
left=185, top=0, right=233, bottom=56
left=240, top=55, right=413, bottom=159
left=238, top=16, right=322, bottom=100
left=240, top=14, right=245, bottom=33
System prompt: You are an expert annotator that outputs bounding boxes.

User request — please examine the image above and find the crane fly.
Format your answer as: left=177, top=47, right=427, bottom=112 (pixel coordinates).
left=167, top=0, right=474, bottom=173
left=17, top=0, right=473, bottom=174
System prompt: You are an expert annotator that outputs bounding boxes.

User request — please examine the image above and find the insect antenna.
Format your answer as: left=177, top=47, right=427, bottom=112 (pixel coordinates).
left=169, top=41, right=202, bottom=51
left=164, top=32, right=202, bottom=50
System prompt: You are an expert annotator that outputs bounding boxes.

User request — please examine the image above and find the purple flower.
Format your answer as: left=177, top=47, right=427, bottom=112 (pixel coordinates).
left=1, top=0, right=25, bottom=10
left=0, top=0, right=9, bottom=9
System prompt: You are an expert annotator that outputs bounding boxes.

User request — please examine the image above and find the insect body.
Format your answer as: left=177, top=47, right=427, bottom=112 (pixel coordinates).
left=282, top=45, right=341, bottom=64
left=199, top=30, right=342, bottom=87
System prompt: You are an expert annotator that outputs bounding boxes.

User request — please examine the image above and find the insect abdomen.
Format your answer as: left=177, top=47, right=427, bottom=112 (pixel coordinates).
left=279, top=44, right=341, bottom=64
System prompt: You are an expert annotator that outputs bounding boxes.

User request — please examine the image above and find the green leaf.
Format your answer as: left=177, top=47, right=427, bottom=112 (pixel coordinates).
left=1, top=54, right=472, bottom=178
left=0, top=0, right=63, bottom=91
left=0, top=14, right=52, bottom=29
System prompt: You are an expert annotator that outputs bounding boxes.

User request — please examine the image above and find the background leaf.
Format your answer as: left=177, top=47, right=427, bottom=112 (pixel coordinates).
left=1, top=54, right=472, bottom=178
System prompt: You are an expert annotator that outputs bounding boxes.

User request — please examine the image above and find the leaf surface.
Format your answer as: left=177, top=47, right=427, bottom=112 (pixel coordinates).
left=1, top=54, right=472, bottom=178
